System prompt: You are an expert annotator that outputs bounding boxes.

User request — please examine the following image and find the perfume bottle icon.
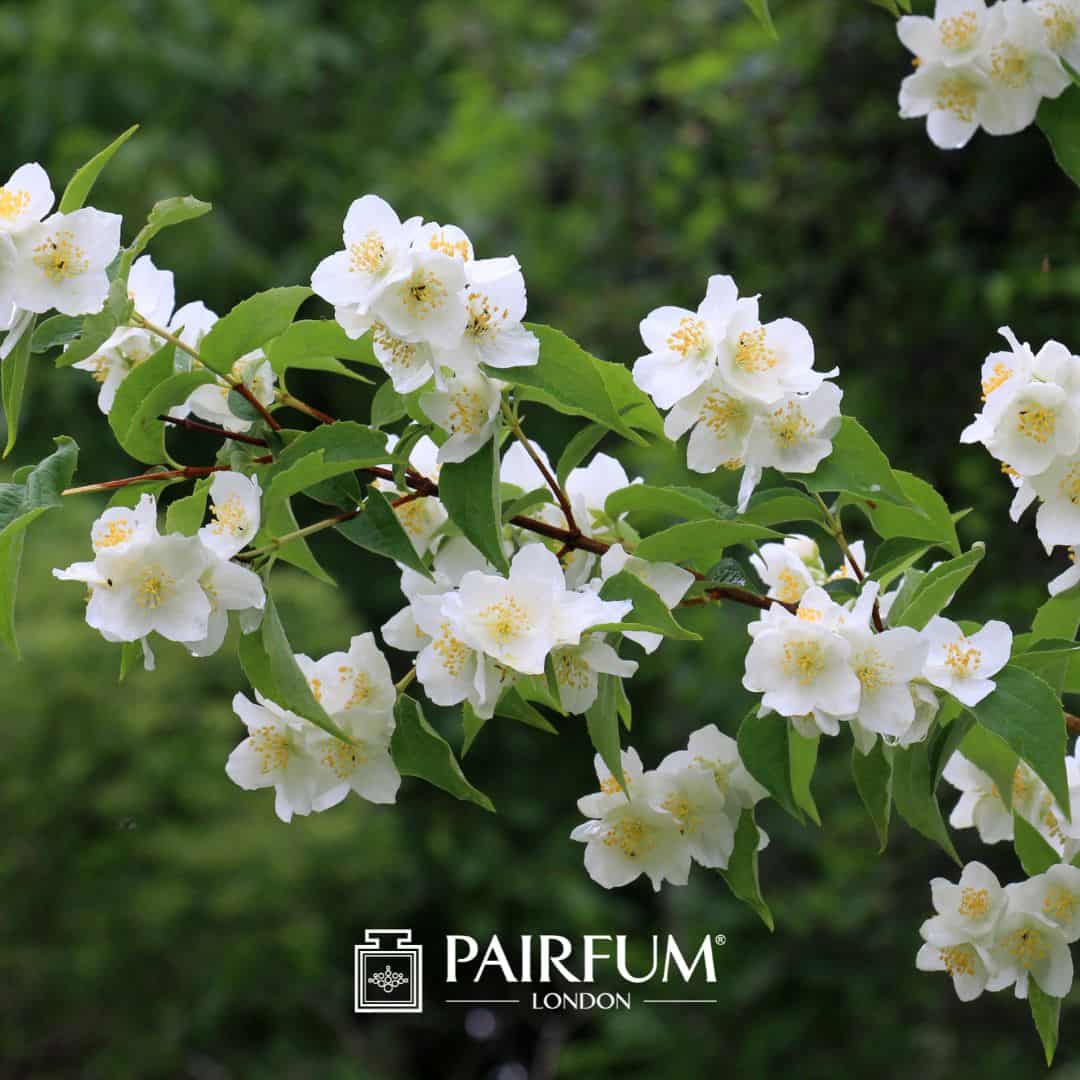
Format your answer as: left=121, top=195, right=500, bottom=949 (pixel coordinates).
left=354, top=929, right=423, bottom=1013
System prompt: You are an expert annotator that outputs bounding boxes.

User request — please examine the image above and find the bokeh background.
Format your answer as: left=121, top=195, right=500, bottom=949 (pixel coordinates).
left=3, top=0, right=1080, bottom=1076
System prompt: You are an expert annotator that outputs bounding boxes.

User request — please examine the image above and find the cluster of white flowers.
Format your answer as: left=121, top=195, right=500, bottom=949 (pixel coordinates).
left=52, top=472, right=265, bottom=663
left=749, top=532, right=867, bottom=605
left=918, top=861, right=1080, bottom=1001
left=311, top=194, right=539, bottom=464
left=960, top=326, right=1080, bottom=593
left=742, top=576, right=1013, bottom=750
left=380, top=436, right=693, bottom=716
left=226, top=633, right=400, bottom=822
left=571, top=727, right=769, bottom=892
left=898, top=0, right=1074, bottom=149
left=944, top=749, right=1080, bottom=854
left=631, top=274, right=841, bottom=510
left=72, top=252, right=275, bottom=432
left=0, top=161, right=121, bottom=359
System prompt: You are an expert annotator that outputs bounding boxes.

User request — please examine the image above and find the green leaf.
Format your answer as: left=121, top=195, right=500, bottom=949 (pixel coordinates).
left=266, top=319, right=381, bottom=373
left=595, top=571, right=701, bottom=640
left=0, top=436, right=79, bottom=655
left=371, top=380, right=407, bottom=428
left=118, top=640, right=142, bottom=683
left=888, top=544, right=985, bottom=630
left=634, top=519, right=780, bottom=567
left=1010, top=637, right=1080, bottom=694
left=496, top=686, right=558, bottom=734
left=556, top=423, right=606, bottom=485
left=199, top=286, right=313, bottom=375
left=266, top=450, right=370, bottom=503
left=586, top=673, right=625, bottom=790
left=243, top=593, right=353, bottom=743
left=970, top=665, right=1069, bottom=816
left=439, top=437, right=509, bottom=574
left=58, top=124, right=139, bottom=213
left=1014, top=812, right=1061, bottom=877
left=605, top=484, right=729, bottom=523
left=737, top=710, right=803, bottom=821
left=107, top=342, right=176, bottom=451
left=741, top=488, right=828, bottom=529
left=720, top=809, right=774, bottom=931
left=335, top=490, right=432, bottom=579
left=851, top=741, right=892, bottom=851
left=164, top=484, right=209, bottom=535
left=461, top=702, right=488, bottom=756
left=392, top=695, right=494, bottom=811
left=1029, top=981, right=1062, bottom=1067
left=789, top=727, right=821, bottom=826
left=2, top=313, right=35, bottom=456
left=868, top=537, right=934, bottom=590
left=502, top=487, right=552, bottom=522
left=273, top=421, right=393, bottom=474
left=120, top=368, right=218, bottom=465
left=31, top=314, right=83, bottom=355
left=847, top=470, right=960, bottom=556
left=959, top=722, right=1018, bottom=812
left=119, top=195, right=212, bottom=277
left=891, top=740, right=960, bottom=863
left=493, top=325, right=658, bottom=445
left=253, top=496, right=334, bottom=585
left=1031, top=585, right=1080, bottom=641
left=802, top=417, right=908, bottom=504
left=743, top=0, right=778, bottom=38
left=1040, top=87, right=1080, bottom=189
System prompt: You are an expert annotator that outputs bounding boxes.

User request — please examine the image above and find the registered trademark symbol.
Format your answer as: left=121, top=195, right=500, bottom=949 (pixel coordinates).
left=714, top=934, right=727, bottom=946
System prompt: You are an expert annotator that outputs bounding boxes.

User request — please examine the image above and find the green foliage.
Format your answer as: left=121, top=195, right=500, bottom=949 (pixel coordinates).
left=1040, top=88, right=1080, bottom=190
left=438, top=436, right=509, bottom=574
left=2, top=313, right=35, bottom=456
left=392, top=695, right=494, bottom=811
left=119, top=195, right=213, bottom=278
left=742, top=0, right=777, bottom=39
left=720, top=809, right=774, bottom=931
left=847, top=469, right=961, bottom=556
left=738, top=710, right=806, bottom=822
left=634, top=519, right=779, bottom=566
left=851, top=741, right=892, bottom=850
left=54, top=275, right=134, bottom=368
left=889, top=544, right=985, bottom=630
left=586, top=672, right=625, bottom=790
left=335, top=490, right=432, bottom=579
left=57, top=124, right=139, bottom=213
left=891, top=738, right=960, bottom=864
left=199, top=286, right=313, bottom=375
left=556, top=422, right=606, bottom=484
left=1013, top=813, right=1060, bottom=877
left=0, top=436, right=79, bottom=655
left=597, top=571, right=701, bottom=640
left=802, top=418, right=907, bottom=504
left=1030, top=982, right=1063, bottom=1066
left=605, top=483, right=729, bottom=523
left=969, top=665, right=1069, bottom=815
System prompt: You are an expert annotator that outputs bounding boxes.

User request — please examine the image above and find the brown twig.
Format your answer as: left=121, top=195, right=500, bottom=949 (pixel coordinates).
left=278, top=391, right=336, bottom=425
left=1067, top=713, right=1080, bottom=736
left=62, top=465, right=228, bottom=496
left=159, top=414, right=270, bottom=447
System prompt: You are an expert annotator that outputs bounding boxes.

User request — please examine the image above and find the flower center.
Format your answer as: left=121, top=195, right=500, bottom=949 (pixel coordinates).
left=603, top=815, right=654, bottom=858
left=33, top=230, right=88, bottom=282
left=1041, top=1, right=1077, bottom=49
left=478, top=596, right=532, bottom=643
left=700, top=392, right=745, bottom=436
left=1016, top=404, right=1057, bottom=444
left=959, top=887, right=990, bottom=918
left=1043, top=884, right=1078, bottom=921
left=556, top=650, right=592, bottom=690
left=0, top=186, right=30, bottom=221
left=251, top=725, right=290, bottom=774
left=432, top=622, right=470, bottom=677
left=427, top=230, right=471, bottom=261
left=768, top=402, right=812, bottom=447
left=94, top=519, right=133, bottom=550
left=666, top=316, right=708, bottom=359
left=855, top=648, right=889, bottom=692
left=321, top=737, right=368, bottom=779
left=1061, top=465, right=1080, bottom=506
left=734, top=327, right=780, bottom=374
left=935, top=76, right=979, bottom=122
left=944, top=640, right=981, bottom=677
left=1003, top=925, right=1048, bottom=969
left=990, top=44, right=1030, bottom=88
left=403, top=270, right=448, bottom=315
left=448, top=388, right=486, bottom=435
left=373, top=322, right=424, bottom=371
left=210, top=495, right=249, bottom=538
left=982, top=361, right=1013, bottom=400
left=939, top=10, right=979, bottom=49
left=136, top=565, right=176, bottom=610
left=349, top=230, right=388, bottom=274
left=939, top=944, right=977, bottom=977
left=781, top=638, right=826, bottom=684
left=775, top=569, right=806, bottom=604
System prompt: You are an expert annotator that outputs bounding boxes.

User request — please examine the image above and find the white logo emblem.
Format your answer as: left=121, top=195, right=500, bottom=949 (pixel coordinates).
left=354, top=929, right=423, bottom=1013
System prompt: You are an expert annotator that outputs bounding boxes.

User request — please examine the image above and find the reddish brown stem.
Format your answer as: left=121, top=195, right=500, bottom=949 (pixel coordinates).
left=1067, top=713, right=1080, bottom=736
left=159, top=414, right=270, bottom=447
left=62, top=465, right=227, bottom=496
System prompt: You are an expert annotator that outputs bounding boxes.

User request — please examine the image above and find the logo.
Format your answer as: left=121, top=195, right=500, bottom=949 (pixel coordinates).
left=354, top=929, right=423, bottom=1013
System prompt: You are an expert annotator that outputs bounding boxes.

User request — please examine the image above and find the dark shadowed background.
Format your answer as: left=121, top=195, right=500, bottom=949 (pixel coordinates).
left=2, top=0, right=1079, bottom=1076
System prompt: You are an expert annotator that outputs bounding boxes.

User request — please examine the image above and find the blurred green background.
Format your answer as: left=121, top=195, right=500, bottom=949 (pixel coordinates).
left=3, top=0, right=1080, bottom=1076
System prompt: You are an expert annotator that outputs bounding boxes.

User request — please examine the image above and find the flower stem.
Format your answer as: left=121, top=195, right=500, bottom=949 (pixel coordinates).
left=277, top=391, right=336, bottom=426
left=812, top=491, right=885, bottom=632
left=395, top=666, right=417, bottom=695
left=62, top=465, right=227, bottom=497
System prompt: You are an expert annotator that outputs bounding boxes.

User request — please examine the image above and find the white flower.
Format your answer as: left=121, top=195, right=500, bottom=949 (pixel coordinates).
left=840, top=582, right=930, bottom=741
left=898, top=0, right=991, bottom=68
left=168, top=300, right=219, bottom=351
left=716, top=314, right=827, bottom=406
left=916, top=932, right=995, bottom=1002
left=1030, top=452, right=1080, bottom=550
left=184, top=558, right=265, bottom=658
left=385, top=437, right=447, bottom=556
left=565, top=452, right=635, bottom=537
left=0, top=207, right=121, bottom=316
left=0, top=162, right=54, bottom=234
left=899, top=61, right=992, bottom=151
left=750, top=542, right=818, bottom=605
left=55, top=528, right=211, bottom=644
left=198, top=472, right=262, bottom=560
left=743, top=586, right=861, bottom=719
left=942, top=753, right=1044, bottom=844
left=441, top=543, right=630, bottom=676
left=72, top=255, right=176, bottom=413
left=922, top=615, right=1012, bottom=706
left=312, top=194, right=418, bottom=326
left=987, top=890, right=1073, bottom=999
left=551, top=636, right=638, bottom=715
left=183, top=351, right=275, bottom=433
left=1008, top=865, right=1080, bottom=944
left=1049, top=548, right=1080, bottom=595
left=421, top=368, right=502, bottom=464
left=652, top=752, right=736, bottom=868
left=633, top=275, right=755, bottom=409
left=682, top=723, right=770, bottom=811
left=599, top=543, right=694, bottom=654
left=371, top=319, right=436, bottom=393
left=571, top=750, right=692, bottom=892
left=371, top=248, right=468, bottom=349
left=1033, top=0, right=1080, bottom=67
left=978, top=0, right=1069, bottom=137
left=437, top=256, right=539, bottom=375
left=663, top=374, right=759, bottom=477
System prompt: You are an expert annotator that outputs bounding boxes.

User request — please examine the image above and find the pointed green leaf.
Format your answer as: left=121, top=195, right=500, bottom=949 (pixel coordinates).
left=58, top=124, right=139, bottom=213
left=595, top=571, right=701, bottom=640
left=586, top=673, right=624, bottom=790
left=720, top=809, right=774, bottom=931
left=743, top=0, right=778, bottom=37
left=2, top=312, right=35, bottom=456
left=789, top=727, right=821, bottom=826
left=605, top=484, right=729, bottom=523
left=556, top=423, right=606, bottom=485
left=851, top=741, right=892, bottom=850
left=634, top=519, right=779, bottom=566
left=439, top=436, right=509, bottom=574
left=335, top=490, right=432, bottom=579
left=892, top=740, right=960, bottom=863
left=1040, top=87, right=1080, bottom=189
left=119, top=195, right=212, bottom=277
left=1014, top=813, right=1061, bottom=877
left=889, top=543, right=985, bottom=630
left=802, top=417, right=908, bottom=504
left=738, top=710, right=803, bottom=822
left=1029, top=981, right=1062, bottom=1066
left=199, top=286, right=313, bottom=375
